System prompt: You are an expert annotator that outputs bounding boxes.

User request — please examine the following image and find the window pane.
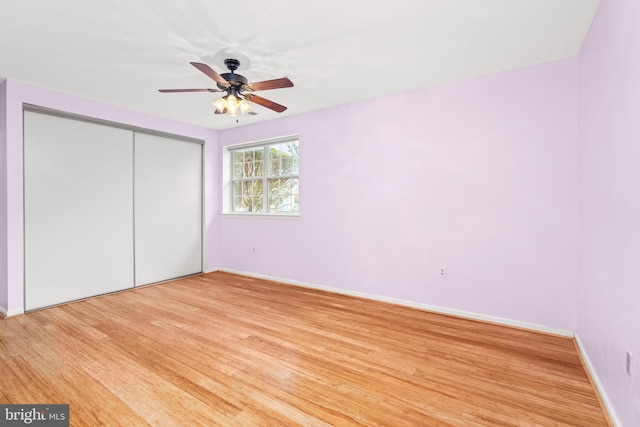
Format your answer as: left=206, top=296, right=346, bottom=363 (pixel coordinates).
left=233, top=181, right=243, bottom=196
left=233, top=152, right=244, bottom=179
left=268, top=177, right=299, bottom=213
left=233, top=181, right=246, bottom=212
left=233, top=163, right=243, bottom=179
left=240, top=148, right=264, bottom=178
left=251, top=196, right=263, bottom=212
left=268, top=142, right=298, bottom=177
left=232, top=179, right=264, bottom=212
left=282, top=157, right=293, bottom=175
left=248, top=180, right=263, bottom=212
left=270, top=157, right=281, bottom=176
left=233, top=195, right=246, bottom=212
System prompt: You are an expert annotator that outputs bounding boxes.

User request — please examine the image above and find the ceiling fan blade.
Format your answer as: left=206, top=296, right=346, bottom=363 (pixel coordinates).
left=246, top=77, right=294, bottom=92
left=159, top=88, right=222, bottom=93
left=244, top=93, right=287, bottom=113
left=190, top=62, right=230, bottom=87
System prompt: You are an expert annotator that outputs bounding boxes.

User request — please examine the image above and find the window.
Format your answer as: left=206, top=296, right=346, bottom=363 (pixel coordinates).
left=225, top=135, right=299, bottom=215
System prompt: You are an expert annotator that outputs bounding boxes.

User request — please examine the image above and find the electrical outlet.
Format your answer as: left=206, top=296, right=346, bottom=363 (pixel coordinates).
left=252, top=247, right=257, bottom=255
left=626, top=350, right=632, bottom=376
left=439, top=267, right=447, bottom=278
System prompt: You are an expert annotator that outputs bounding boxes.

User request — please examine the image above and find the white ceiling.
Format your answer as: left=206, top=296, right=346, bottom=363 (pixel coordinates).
left=0, top=0, right=599, bottom=130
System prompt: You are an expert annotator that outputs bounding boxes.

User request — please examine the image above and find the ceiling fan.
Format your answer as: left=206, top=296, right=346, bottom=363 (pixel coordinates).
left=159, top=58, right=293, bottom=116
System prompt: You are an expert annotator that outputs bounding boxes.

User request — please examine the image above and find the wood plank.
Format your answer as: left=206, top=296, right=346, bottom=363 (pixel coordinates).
left=0, top=271, right=611, bottom=426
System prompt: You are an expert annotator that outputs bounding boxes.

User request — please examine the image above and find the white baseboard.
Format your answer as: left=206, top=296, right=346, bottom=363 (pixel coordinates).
left=0, top=306, right=24, bottom=318
left=209, top=267, right=574, bottom=338
left=575, top=333, right=621, bottom=426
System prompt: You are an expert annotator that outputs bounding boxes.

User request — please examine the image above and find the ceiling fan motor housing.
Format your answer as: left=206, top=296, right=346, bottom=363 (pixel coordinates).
left=218, top=58, right=248, bottom=90
left=219, top=72, right=248, bottom=89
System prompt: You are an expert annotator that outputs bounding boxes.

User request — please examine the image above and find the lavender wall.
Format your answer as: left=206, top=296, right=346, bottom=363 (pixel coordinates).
left=0, top=80, right=220, bottom=314
left=218, top=59, right=580, bottom=332
left=0, top=81, right=8, bottom=312
left=577, top=0, right=640, bottom=425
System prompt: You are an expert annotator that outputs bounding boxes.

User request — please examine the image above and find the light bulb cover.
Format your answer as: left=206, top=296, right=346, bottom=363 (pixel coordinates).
left=238, top=98, right=252, bottom=114
left=226, top=94, right=239, bottom=116
left=213, top=97, right=226, bottom=112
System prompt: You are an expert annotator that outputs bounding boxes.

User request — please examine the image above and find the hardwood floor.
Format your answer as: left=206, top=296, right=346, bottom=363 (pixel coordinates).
left=0, top=272, right=611, bottom=426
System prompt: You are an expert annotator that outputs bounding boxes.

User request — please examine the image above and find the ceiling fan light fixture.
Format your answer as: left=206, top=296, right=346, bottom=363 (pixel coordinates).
left=226, top=94, right=239, bottom=116
left=213, top=93, right=252, bottom=117
left=238, top=98, right=252, bottom=114
left=213, top=97, right=227, bottom=112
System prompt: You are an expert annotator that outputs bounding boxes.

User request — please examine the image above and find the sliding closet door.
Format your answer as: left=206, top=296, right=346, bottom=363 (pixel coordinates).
left=24, top=111, right=134, bottom=311
left=134, top=133, right=202, bottom=286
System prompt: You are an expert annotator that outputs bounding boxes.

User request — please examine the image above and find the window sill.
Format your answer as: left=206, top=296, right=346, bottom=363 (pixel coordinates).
left=221, top=213, right=301, bottom=220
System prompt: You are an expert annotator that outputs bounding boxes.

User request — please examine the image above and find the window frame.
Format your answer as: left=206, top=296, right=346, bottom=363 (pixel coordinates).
left=222, top=135, right=300, bottom=218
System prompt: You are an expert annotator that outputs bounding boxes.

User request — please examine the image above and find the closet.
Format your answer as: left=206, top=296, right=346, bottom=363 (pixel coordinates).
left=23, top=108, right=202, bottom=311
